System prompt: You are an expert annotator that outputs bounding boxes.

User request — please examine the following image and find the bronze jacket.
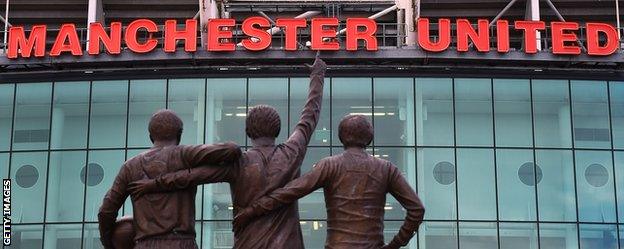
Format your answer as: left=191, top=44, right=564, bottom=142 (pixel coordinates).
left=97, top=142, right=241, bottom=249
left=144, top=68, right=325, bottom=249
left=248, top=148, right=425, bottom=249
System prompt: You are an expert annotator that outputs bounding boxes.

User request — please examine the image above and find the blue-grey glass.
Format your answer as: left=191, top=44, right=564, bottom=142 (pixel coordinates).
left=494, top=79, right=533, bottom=147
left=384, top=221, right=418, bottom=249
left=206, top=78, right=246, bottom=145
left=499, top=223, right=538, bottom=249
left=7, top=224, right=43, bottom=249
left=12, top=83, right=52, bottom=150
left=0, top=153, right=7, bottom=179
left=571, top=81, right=611, bottom=149
left=299, top=147, right=330, bottom=220
left=417, top=148, right=456, bottom=220
left=416, top=78, right=454, bottom=146
left=46, top=151, right=86, bottom=222
left=610, top=82, right=624, bottom=149
left=89, top=80, right=128, bottom=149
left=418, top=221, right=458, bottom=249
left=51, top=81, right=90, bottom=150
left=168, top=79, right=206, bottom=145
left=289, top=77, right=330, bottom=146
left=202, top=221, right=234, bottom=249
left=496, top=149, right=537, bottom=221
left=454, top=78, right=493, bottom=146
left=532, top=80, right=572, bottom=148
left=85, top=150, right=125, bottom=222
left=331, top=78, right=372, bottom=147
left=44, top=223, right=82, bottom=249
left=0, top=84, right=14, bottom=151
left=128, top=79, right=166, bottom=148
left=536, top=149, right=577, bottom=222
left=457, top=149, right=496, bottom=220
left=540, top=223, right=579, bottom=249
left=580, top=224, right=618, bottom=249
left=458, top=222, right=498, bottom=249
left=373, top=78, right=415, bottom=146
left=376, top=147, right=416, bottom=220
left=248, top=78, right=289, bottom=143
left=195, top=222, right=202, bottom=247
left=82, top=223, right=104, bottom=249
left=575, top=150, right=616, bottom=222
left=620, top=225, right=624, bottom=249
left=11, top=152, right=47, bottom=223
left=616, top=152, right=624, bottom=222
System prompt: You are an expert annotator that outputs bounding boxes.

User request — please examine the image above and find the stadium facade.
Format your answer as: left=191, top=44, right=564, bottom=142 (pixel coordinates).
left=1, top=0, right=624, bottom=248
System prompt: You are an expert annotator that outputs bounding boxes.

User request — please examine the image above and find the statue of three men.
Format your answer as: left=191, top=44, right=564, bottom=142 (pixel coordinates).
left=98, top=55, right=425, bottom=249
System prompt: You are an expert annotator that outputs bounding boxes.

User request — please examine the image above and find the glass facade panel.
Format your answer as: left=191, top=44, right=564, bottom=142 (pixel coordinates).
left=532, top=80, right=572, bottom=148
left=11, top=152, right=48, bottom=223
left=571, top=80, right=611, bottom=149
left=418, top=221, right=458, bottom=249
left=0, top=84, right=14, bottom=151
left=43, top=223, right=83, bottom=249
left=248, top=78, right=289, bottom=143
left=127, top=79, right=166, bottom=148
left=499, top=222, right=538, bottom=249
left=457, top=149, right=496, bottom=220
left=417, top=148, right=456, bottom=220
left=540, top=223, right=579, bottom=249
left=12, top=83, right=52, bottom=151
left=458, top=222, right=498, bottom=249
left=496, top=149, right=537, bottom=221
left=7, top=224, right=43, bottom=249
left=84, top=150, right=125, bottom=222
left=611, top=81, right=624, bottom=149
left=0, top=153, right=8, bottom=179
left=82, top=223, right=103, bottom=249
left=168, top=79, right=206, bottom=145
left=299, top=147, right=330, bottom=220
left=89, top=80, right=128, bottom=149
left=579, top=224, right=618, bottom=249
left=290, top=77, right=330, bottom=146
left=373, top=78, right=415, bottom=146
left=416, top=78, right=454, bottom=146
left=45, top=151, right=86, bottom=222
left=616, top=152, right=624, bottom=222
left=575, top=150, right=616, bottom=223
left=331, top=78, right=372, bottom=146
left=376, top=147, right=416, bottom=219
left=455, top=78, right=493, bottom=146
left=205, top=78, right=246, bottom=144
left=493, top=79, right=533, bottom=147
left=536, top=150, right=577, bottom=222
left=51, top=81, right=90, bottom=150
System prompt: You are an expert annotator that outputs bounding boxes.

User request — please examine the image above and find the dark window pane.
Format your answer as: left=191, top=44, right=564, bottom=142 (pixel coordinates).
left=206, top=78, right=246, bottom=145
left=51, top=81, right=90, bottom=149
left=168, top=79, right=206, bottom=145
left=417, top=148, right=456, bottom=220
left=374, top=78, right=415, bottom=146
left=536, top=150, right=577, bottom=222
left=416, top=78, right=454, bottom=146
left=540, top=223, right=579, bottom=249
left=89, top=80, right=128, bottom=148
left=0, top=84, right=14, bottom=151
left=46, top=151, right=86, bottom=222
left=331, top=78, right=372, bottom=147
left=496, top=149, right=537, bottom=221
left=290, top=77, right=330, bottom=146
left=532, top=80, right=572, bottom=148
left=128, top=79, right=166, bottom=148
left=457, top=149, right=496, bottom=220
left=494, top=79, right=533, bottom=147
left=571, top=80, right=611, bottom=149
left=575, top=150, right=616, bottom=222
left=13, top=83, right=52, bottom=150
left=580, top=224, right=617, bottom=249
left=455, top=78, right=493, bottom=146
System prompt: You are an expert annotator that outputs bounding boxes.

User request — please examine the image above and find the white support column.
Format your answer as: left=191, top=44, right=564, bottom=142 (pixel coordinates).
left=44, top=108, right=65, bottom=249
left=526, top=0, right=542, bottom=51
left=3, top=0, right=9, bottom=53
left=397, top=0, right=417, bottom=46
left=199, top=0, right=220, bottom=48
left=87, top=0, right=103, bottom=49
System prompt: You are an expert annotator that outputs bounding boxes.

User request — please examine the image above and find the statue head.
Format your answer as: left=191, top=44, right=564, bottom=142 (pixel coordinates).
left=246, top=105, right=281, bottom=139
left=148, top=109, right=183, bottom=144
left=338, top=115, right=373, bottom=148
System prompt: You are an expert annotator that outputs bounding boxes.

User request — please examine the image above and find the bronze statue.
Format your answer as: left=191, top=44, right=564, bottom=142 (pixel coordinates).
left=97, top=109, right=242, bottom=249
left=128, top=55, right=327, bottom=249
left=233, top=115, right=425, bottom=249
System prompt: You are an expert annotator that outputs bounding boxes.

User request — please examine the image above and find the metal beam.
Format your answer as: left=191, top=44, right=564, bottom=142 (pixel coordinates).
left=199, top=0, right=220, bottom=48
left=489, top=0, right=519, bottom=27
left=542, top=0, right=587, bottom=52
left=3, top=0, right=9, bottom=53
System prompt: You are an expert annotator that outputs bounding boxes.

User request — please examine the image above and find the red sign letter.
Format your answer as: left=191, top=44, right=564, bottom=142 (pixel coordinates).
left=50, top=24, right=83, bottom=56
left=417, top=18, right=451, bottom=52
left=7, top=25, right=46, bottom=59
left=515, top=21, right=545, bottom=54
left=125, top=19, right=158, bottom=53
left=276, top=18, right=306, bottom=51
left=456, top=19, right=490, bottom=52
left=311, top=18, right=339, bottom=51
left=207, top=19, right=235, bottom=51
left=241, top=17, right=272, bottom=51
left=346, top=18, right=377, bottom=51
left=164, top=19, right=198, bottom=52
left=586, top=23, right=619, bottom=56
left=88, top=22, right=122, bottom=55
left=551, top=22, right=580, bottom=55
left=496, top=20, right=510, bottom=53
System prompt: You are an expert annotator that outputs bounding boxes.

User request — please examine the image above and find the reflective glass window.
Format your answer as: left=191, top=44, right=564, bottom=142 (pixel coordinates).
left=331, top=78, right=372, bottom=146
left=418, top=221, right=458, bottom=249
left=575, top=150, right=616, bottom=222
left=85, top=150, right=125, bottom=222
left=83, top=223, right=104, bottom=249
left=616, top=152, right=624, bottom=222
left=457, top=149, right=496, bottom=220
left=496, top=149, right=537, bottom=221
left=128, top=79, right=166, bottom=148
left=13, top=83, right=52, bottom=150
left=298, top=147, right=330, bottom=220
left=494, top=79, right=533, bottom=147
left=11, top=152, right=48, bottom=223
left=579, top=224, right=618, bottom=249
left=610, top=82, right=624, bottom=149
left=0, top=84, right=14, bottom=151
left=248, top=78, right=289, bottom=143
left=169, top=79, right=206, bottom=145
left=290, top=77, right=330, bottom=146
left=202, top=221, right=235, bottom=249
left=455, top=78, right=493, bottom=146
left=9, top=224, right=43, bottom=249
left=416, top=78, right=454, bottom=146
left=89, top=80, right=128, bottom=148
left=417, top=148, right=456, bottom=220
left=206, top=78, right=246, bottom=145
left=532, top=80, right=572, bottom=148
left=44, top=223, right=82, bottom=248
left=0, top=153, right=7, bottom=179
left=458, top=222, right=498, bottom=249
left=51, top=81, right=90, bottom=149
left=374, top=78, right=415, bottom=146
left=376, top=147, right=416, bottom=219
left=571, top=80, right=611, bottom=149
left=540, top=223, right=579, bottom=249
left=46, top=151, right=86, bottom=222
left=499, top=223, right=538, bottom=249
left=536, top=149, right=577, bottom=222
